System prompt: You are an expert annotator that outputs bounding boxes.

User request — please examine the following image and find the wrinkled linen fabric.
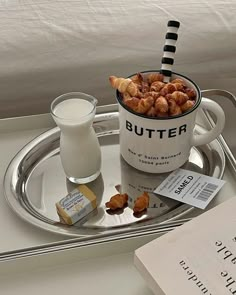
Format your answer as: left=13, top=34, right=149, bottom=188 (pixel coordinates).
left=0, top=0, right=236, bottom=117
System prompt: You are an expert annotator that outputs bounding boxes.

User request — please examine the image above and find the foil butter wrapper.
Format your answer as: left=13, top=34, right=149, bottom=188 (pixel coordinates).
left=56, top=185, right=97, bottom=225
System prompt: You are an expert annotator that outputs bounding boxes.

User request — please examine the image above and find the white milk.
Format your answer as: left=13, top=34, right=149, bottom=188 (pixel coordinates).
left=54, top=99, right=93, bottom=122
left=53, top=98, right=101, bottom=182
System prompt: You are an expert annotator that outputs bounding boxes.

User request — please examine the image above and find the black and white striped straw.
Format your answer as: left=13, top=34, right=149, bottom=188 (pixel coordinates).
left=160, top=20, right=180, bottom=83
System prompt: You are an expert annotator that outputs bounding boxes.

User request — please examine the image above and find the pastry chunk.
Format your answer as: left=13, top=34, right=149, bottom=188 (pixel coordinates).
left=155, top=96, right=169, bottom=113
left=105, top=193, right=128, bottom=210
left=133, top=192, right=150, bottom=213
left=109, top=72, right=197, bottom=117
left=109, top=76, right=140, bottom=97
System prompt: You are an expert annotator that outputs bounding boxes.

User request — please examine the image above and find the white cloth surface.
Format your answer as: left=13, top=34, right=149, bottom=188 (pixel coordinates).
left=0, top=0, right=236, bottom=118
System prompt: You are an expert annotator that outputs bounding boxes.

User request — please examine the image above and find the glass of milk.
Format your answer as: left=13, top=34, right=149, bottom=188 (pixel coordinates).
left=50, top=92, right=101, bottom=184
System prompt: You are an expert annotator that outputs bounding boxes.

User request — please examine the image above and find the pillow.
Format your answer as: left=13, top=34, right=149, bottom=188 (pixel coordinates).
left=0, top=0, right=235, bottom=118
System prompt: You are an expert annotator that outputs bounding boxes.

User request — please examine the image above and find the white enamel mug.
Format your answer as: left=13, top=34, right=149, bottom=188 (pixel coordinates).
left=116, top=71, right=225, bottom=174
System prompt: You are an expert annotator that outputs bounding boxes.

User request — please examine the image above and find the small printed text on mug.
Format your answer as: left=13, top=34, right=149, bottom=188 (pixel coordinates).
left=126, top=120, right=187, bottom=138
left=128, top=148, right=182, bottom=166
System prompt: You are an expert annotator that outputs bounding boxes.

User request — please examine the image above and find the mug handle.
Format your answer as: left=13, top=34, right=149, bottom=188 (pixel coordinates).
left=191, top=97, right=225, bottom=147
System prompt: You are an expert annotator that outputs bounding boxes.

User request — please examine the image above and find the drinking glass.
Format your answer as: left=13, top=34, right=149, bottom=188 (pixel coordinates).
left=51, top=92, right=101, bottom=183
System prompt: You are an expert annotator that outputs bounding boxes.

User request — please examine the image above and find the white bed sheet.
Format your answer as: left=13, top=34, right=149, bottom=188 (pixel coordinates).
left=0, top=0, right=236, bottom=117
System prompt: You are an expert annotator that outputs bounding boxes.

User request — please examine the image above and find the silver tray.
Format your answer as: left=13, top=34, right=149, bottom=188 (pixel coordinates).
left=3, top=105, right=225, bottom=237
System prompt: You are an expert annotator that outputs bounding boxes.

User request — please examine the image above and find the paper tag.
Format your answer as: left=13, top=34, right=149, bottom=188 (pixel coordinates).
left=154, top=168, right=225, bottom=209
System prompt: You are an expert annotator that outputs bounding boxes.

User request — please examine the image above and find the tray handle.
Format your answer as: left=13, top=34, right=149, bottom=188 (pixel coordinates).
left=201, top=89, right=236, bottom=176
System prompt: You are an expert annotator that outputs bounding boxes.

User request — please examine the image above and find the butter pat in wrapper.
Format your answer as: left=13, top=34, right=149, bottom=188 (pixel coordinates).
left=56, top=185, right=97, bottom=225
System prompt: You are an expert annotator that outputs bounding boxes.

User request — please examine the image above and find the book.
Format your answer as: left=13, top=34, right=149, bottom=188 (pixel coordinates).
left=134, top=197, right=236, bottom=295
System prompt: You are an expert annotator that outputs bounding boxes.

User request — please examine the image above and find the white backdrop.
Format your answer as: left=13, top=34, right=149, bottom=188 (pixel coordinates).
left=0, top=0, right=236, bottom=118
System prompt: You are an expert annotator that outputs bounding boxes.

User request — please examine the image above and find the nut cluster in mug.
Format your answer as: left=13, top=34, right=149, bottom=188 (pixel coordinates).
left=109, top=73, right=197, bottom=118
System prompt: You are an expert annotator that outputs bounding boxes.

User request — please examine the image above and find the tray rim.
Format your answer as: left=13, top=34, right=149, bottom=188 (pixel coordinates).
left=3, top=106, right=225, bottom=238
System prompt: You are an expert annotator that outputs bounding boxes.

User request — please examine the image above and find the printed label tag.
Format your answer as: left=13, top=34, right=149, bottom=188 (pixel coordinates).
left=154, top=168, right=225, bottom=209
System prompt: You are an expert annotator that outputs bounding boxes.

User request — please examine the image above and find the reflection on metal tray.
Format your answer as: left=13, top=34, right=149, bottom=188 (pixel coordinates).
left=3, top=108, right=225, bottom=237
